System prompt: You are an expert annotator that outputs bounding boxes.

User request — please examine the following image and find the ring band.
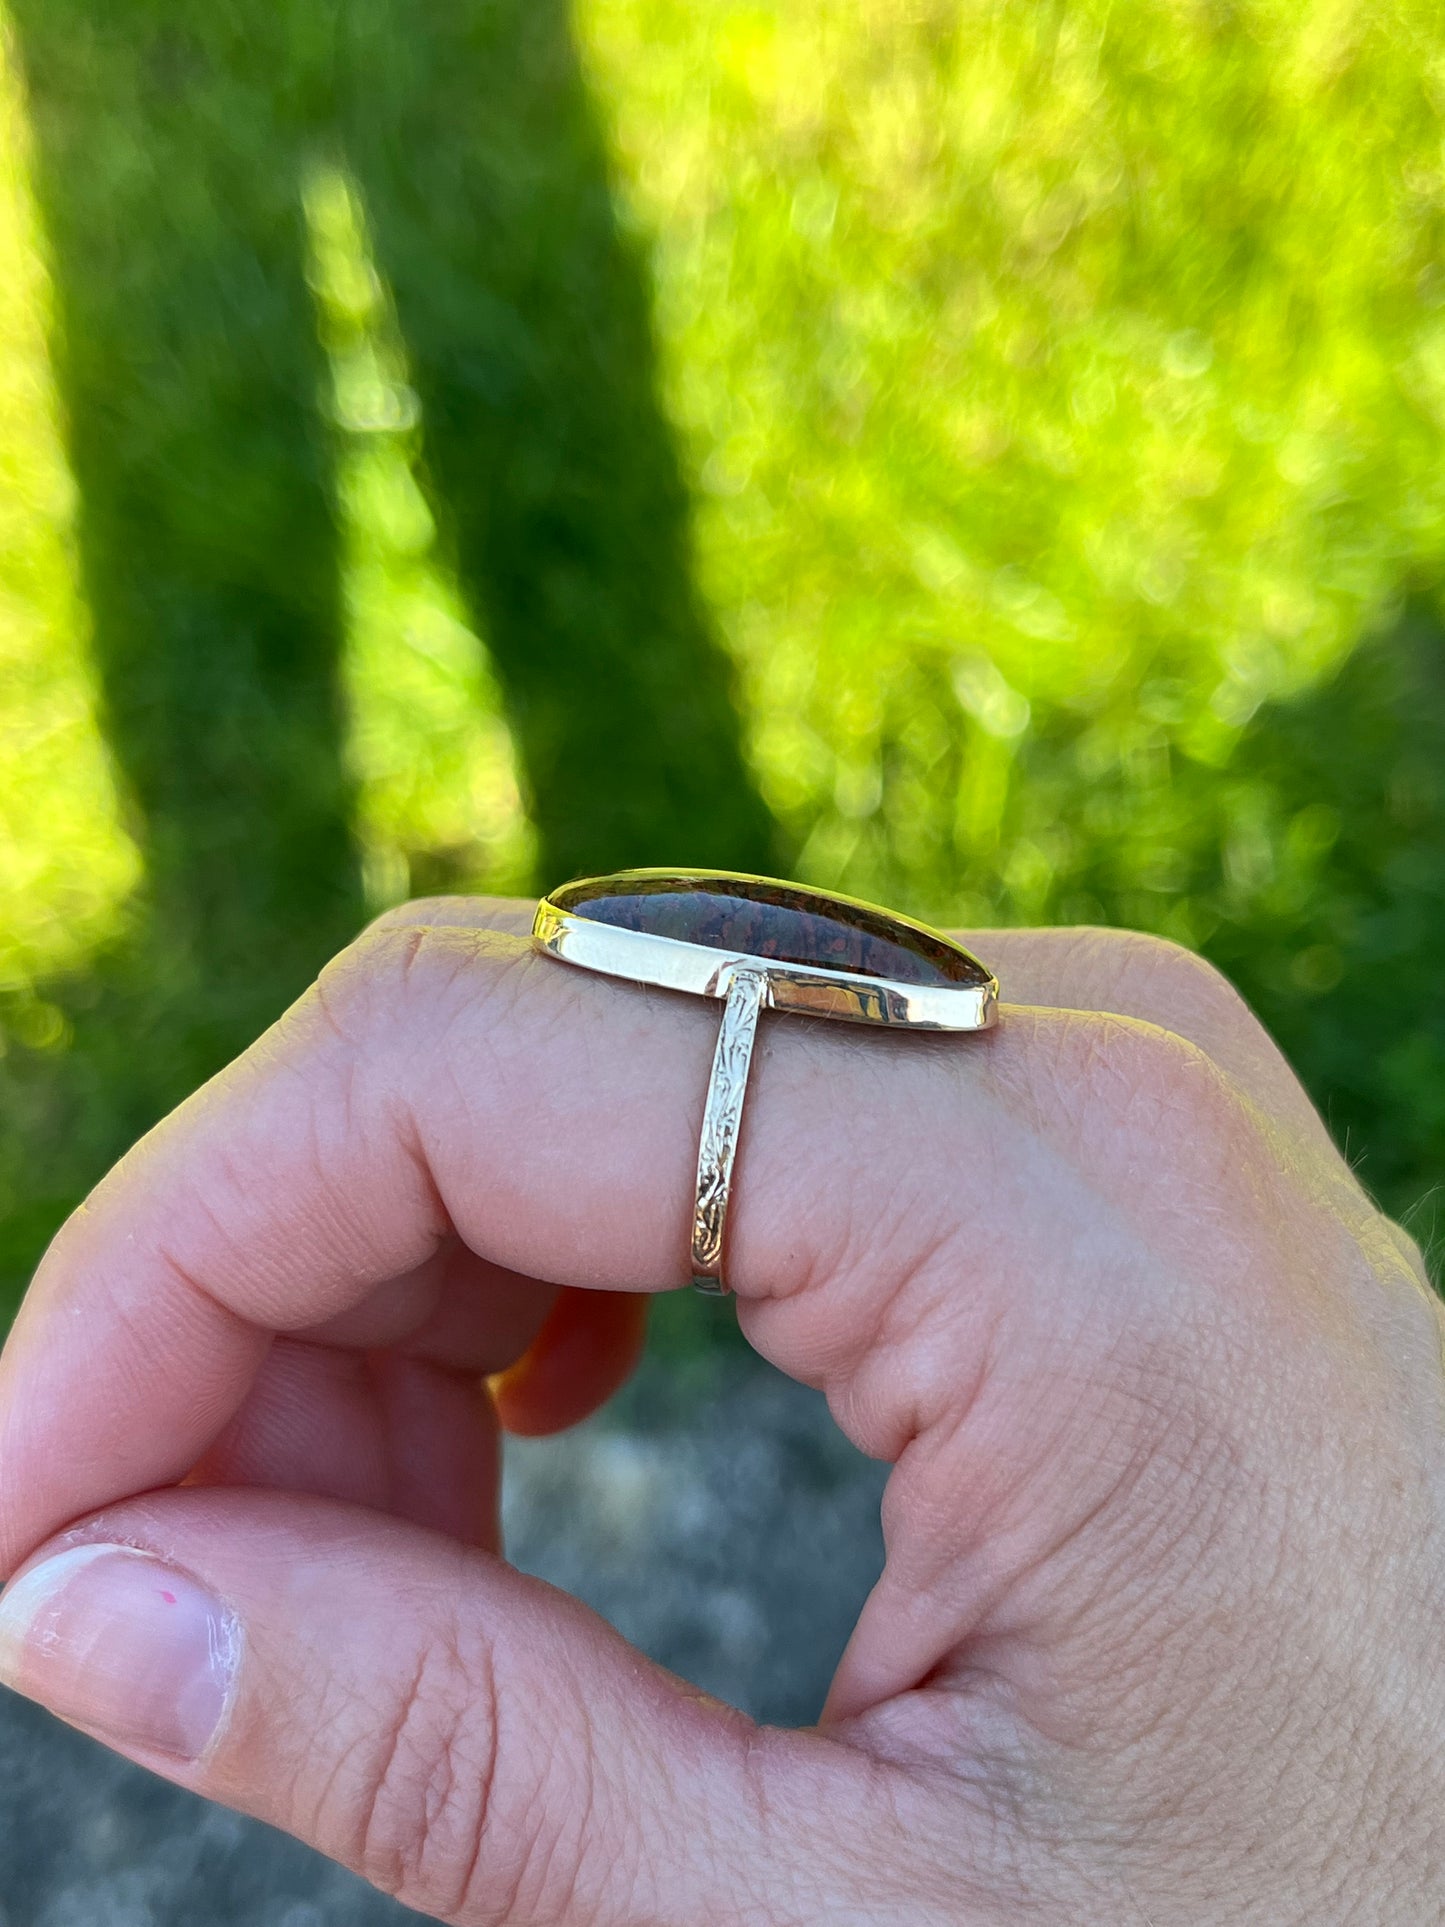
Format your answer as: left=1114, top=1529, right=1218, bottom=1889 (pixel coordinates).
left=533, top=869, right=998, bottom=1296
left=690, top=967, right=767, bottom=1295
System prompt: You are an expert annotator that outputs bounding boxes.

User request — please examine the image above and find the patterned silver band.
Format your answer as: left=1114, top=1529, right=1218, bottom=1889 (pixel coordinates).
left=690, top=968, right=767, bottom=1296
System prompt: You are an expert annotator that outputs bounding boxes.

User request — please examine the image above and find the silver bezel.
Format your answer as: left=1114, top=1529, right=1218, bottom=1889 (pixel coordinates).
left=532, top=899, right=997, bottom=1031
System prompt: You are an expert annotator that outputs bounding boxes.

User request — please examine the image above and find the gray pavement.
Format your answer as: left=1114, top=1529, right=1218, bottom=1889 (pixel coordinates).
left=0, top=1347, right=888, bottom=1924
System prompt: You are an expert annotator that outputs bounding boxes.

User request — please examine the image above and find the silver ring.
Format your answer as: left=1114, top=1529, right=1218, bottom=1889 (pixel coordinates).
left=532, top=869, right=998, bottom=1296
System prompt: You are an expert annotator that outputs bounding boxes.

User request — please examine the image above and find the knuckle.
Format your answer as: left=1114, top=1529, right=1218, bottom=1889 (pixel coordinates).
left=361, top=893, right=532, bottom=938
left=1091, top=928, right=1259, bottom=1044
left=353, top=1615, right=493, bottom=1913
left=1054, top=1006, right=1254, bottom=1170
left=346, top=1605, right=538, bottom=1922
left=308, top=914, right=530, bottom=1055
left=363, top=894, right=471, bottom=936
left=304, top=921, right=421, bottom=1047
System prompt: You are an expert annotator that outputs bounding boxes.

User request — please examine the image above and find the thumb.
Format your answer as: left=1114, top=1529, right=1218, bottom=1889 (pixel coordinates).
left=0, top=1489, right=870, bottom=1925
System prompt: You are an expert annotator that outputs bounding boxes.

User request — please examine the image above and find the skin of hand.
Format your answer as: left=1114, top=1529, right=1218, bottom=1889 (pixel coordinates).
left=0, top=898, right=1441, bottom=1927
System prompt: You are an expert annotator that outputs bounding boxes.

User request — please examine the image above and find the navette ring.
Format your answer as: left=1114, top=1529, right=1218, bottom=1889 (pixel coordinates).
left=532, top=869, right=998, bottom=1297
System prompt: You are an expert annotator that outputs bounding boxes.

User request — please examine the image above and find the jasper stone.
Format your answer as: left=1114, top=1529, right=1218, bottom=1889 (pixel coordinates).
left=550, top=870, right=992, bottom=989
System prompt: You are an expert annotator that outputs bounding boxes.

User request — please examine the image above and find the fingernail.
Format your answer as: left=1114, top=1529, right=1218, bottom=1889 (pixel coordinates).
left=0, top=1543, right=239, bottom=1761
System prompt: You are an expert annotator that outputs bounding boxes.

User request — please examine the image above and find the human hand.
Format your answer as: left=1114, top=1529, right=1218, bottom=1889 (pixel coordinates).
left=0, top=899, right=1441, bottom=1925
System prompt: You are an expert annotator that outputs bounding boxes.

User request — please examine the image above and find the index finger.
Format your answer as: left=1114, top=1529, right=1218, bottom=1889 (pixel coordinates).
left=0, top=908, right=1313, bottom=1578
left=384, top=895, right=1336, bottom=1147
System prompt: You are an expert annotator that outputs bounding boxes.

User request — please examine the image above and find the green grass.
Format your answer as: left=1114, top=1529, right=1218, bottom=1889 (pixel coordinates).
left=0, top=34, right=139, bottom=1001
left=304, top=160, right=537, bottom=907
left=583, top=0, right=1445, bottom=918
left=0, top=0, right=1443, bottom=1313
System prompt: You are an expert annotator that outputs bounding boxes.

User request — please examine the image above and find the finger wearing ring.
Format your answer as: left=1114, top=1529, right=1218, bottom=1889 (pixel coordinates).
left=532, top=870, right=998, bottom=1297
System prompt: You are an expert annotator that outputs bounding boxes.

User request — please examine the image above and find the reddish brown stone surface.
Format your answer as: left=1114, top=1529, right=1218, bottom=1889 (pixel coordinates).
left=551, top=870, right=992, bottom=988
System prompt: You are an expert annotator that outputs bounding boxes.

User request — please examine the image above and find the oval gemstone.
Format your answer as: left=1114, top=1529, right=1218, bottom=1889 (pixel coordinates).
left=549, top=870, right=992, bottom=989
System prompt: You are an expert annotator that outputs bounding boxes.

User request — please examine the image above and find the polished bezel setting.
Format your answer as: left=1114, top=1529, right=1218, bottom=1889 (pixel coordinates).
left=532, top=869, right=998, bottom=1032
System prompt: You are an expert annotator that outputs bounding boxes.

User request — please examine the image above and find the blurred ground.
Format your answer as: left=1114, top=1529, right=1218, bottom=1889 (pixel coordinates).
left=0, top=1344, right=888, bottom=1924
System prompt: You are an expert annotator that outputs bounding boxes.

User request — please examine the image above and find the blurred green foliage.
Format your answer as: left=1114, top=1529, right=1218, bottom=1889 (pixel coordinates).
left=1207, top=602, right=1445, bottom=1232
left=0, top=0, right=1443, bottom=1313
left=0, top=0, right=772, bottom=1296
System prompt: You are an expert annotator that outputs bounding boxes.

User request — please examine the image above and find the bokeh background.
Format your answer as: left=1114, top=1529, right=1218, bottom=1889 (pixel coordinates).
left=2, top=0, right=1443, bottom=1329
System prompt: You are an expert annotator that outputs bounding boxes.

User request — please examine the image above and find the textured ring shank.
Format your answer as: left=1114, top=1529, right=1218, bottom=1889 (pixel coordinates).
left=690, top=969, right=767, bottom=1296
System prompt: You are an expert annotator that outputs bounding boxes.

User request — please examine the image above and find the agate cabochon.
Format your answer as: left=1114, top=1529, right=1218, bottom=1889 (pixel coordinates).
left=548, top=870, right=992, bottom=991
